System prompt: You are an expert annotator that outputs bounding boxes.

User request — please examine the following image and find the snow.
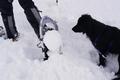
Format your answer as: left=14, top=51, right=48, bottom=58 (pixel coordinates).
left=0, top=0, right=120, bottom=80
left=43, top=30, right=62, bottom=52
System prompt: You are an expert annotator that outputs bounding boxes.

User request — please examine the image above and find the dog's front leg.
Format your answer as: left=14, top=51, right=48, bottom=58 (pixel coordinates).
left=98, top=54, right=106, bottom=67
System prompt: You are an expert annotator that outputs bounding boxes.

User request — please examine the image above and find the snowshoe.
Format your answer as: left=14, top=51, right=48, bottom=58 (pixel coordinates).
left=40, top=16, right=58, bottom=35
left=38, top=16, right=58, bottom=60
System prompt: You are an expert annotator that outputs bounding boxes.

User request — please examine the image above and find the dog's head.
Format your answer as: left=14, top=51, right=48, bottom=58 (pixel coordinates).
left=72, top=14, right=92, bottom=33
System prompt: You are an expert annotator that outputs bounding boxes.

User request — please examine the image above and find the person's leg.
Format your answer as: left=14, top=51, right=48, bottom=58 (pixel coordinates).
left=18, top=0, right=41, bottom=39
left=18, top=0, right=49, bottom=60
left=0, top=0, right=18, bottom=40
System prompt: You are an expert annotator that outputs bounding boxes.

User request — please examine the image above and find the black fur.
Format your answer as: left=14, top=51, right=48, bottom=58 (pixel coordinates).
left=72, top=14, right=120, bottom=79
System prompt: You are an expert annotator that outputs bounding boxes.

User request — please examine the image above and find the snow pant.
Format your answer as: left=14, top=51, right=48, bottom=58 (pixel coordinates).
left=0, top=0, right=41, bottom=39
left=0, top=0, right=18, bottom=39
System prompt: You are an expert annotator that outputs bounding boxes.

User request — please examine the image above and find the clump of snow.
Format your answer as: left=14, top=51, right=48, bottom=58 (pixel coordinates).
left=43, top=30, right=62, bottom=52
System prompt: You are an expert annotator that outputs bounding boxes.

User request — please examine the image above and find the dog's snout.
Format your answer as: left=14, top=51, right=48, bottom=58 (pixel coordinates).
left=72, top=27, right=74, bottom=31
left=72, top=26, right=76, bottom=32
left=72, top=25, right=79, bottom=32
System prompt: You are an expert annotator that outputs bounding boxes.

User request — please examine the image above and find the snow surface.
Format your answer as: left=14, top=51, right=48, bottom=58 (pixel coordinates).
left=0, top=0, right=120, bottom=80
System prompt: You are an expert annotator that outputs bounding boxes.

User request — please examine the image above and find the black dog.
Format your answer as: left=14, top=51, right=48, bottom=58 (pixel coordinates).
left=72, top=14, right=120, bottom=79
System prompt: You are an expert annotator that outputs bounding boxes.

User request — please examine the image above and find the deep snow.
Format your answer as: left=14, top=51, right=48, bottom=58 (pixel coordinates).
left=0, top=0, right=120, bottom=80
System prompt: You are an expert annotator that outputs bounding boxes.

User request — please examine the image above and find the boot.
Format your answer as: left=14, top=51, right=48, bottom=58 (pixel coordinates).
left=24, top=7, right=41, bottom=39
left=1, top=13, right=18, bottom=40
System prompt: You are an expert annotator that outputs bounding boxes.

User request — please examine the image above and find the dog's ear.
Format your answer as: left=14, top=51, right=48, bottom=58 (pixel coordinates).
left=79, top=14, right=92, bottom=22
left=81, top=14, right=91, bottom=18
